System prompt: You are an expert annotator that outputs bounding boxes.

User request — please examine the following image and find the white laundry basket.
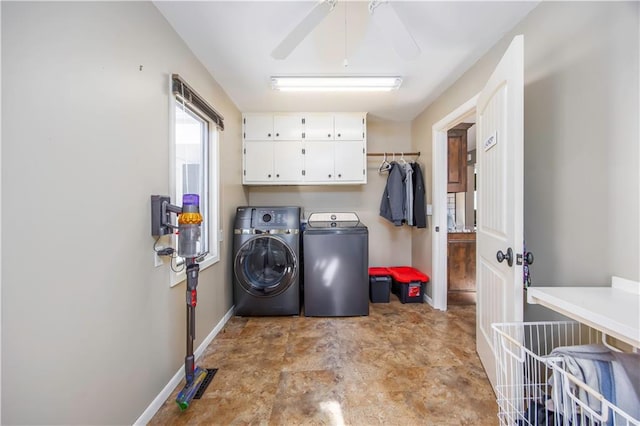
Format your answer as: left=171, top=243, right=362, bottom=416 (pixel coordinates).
left=492, top=321, right=640, bottom=426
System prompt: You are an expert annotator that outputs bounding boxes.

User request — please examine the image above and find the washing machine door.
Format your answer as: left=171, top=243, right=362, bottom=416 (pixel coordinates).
left=234, top=235, right=297, bottom=297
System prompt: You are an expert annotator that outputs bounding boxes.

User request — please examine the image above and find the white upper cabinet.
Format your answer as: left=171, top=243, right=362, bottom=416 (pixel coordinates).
left=304, top=114, right=334, bottom=140
left=243, top=140, right=304, bottom=183
left=334, top=141, right=366, bottom=181
left=243, top=140, right=274, bottom=182
left=273, top=114, right=303, bottom=140
left=273, top=141, right=304, bottom=182
left=334, top=113, right=365, bottom=140
left=243, top=113, right=274, bottom=140
left=242, top=112, right=367, bottom=185
left=303, top=140, right=366, bottom=184
left=303, top=141, right=335, bottom=182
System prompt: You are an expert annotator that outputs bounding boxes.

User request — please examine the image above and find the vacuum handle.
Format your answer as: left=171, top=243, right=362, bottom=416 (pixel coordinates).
left=186, top=263, right=199, bottom=291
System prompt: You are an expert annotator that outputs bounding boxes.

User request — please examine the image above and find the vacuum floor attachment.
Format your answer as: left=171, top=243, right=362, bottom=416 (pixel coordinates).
left=176, top=366, right=212, bottom=411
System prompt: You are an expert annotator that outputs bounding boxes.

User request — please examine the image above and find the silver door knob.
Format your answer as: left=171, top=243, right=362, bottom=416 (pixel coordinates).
left=497, top=248, right=513, bottom=267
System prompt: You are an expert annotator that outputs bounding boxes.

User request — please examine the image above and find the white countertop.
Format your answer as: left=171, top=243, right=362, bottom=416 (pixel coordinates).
left=527, top=277, right=640, bottom=348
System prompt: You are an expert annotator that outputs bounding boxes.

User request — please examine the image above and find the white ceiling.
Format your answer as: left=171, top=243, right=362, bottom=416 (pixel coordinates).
left=155, top=1, right=538, bottom=121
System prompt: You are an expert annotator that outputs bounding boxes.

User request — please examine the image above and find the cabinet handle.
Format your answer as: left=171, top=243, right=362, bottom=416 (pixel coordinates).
left=276, top=174, right=280, bottom=178
left=268, top=133, right=271, bottom=137
left=328, top=133, right=331, bottom=138
left=337, top=133, right=341, bottom=138
left=328, top=174, right=332, bottom=178
left=268, top=174, right=272, bottom=178
left=276, top=133, right=279, bottom=137
left=338, top=174, right=342, bottom=178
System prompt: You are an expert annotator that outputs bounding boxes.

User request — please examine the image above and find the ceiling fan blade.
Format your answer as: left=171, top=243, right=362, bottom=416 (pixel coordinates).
left=369, top=1, right=420, bottom=60
left=271, top=0, right=337, bottom=60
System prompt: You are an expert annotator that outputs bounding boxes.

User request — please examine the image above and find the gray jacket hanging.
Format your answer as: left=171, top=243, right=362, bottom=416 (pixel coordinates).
left=379, top=162, right=405, bottom=226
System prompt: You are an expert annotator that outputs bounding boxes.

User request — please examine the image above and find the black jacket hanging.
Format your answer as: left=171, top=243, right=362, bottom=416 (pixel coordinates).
left=412, top=162, right=427, bottom=228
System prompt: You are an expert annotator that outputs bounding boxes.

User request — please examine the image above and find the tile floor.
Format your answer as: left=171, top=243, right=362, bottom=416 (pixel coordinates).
left=149, top=300, right=498, bottom=425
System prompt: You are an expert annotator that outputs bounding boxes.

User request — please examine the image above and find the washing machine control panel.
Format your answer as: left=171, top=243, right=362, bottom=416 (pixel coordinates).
left=234, top=206, right=301, bottom=231
left=255, top=209, right=289, bottom=227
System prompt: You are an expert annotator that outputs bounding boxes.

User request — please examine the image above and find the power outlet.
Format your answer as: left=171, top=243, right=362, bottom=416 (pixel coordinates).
left=154, top=247, right=172, bottom=267
left=154, top=251, right=164, bottom=267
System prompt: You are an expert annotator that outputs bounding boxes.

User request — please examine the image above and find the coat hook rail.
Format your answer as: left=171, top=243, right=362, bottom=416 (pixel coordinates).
left=367, top=151, right=420, bottom=157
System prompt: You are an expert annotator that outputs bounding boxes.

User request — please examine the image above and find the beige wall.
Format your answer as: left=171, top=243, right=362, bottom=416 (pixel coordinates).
left=1, top=2, right=246, bottom=424
left=411, top=2, right=639, bottom=314
left=248, top=116, right=415, bottom=267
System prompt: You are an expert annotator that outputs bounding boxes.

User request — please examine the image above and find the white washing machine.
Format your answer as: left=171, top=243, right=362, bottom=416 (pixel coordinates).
left=233, top=206, right=301, bottom=316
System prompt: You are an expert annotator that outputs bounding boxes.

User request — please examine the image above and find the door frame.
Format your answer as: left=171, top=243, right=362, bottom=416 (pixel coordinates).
left=431, top=94, right=479, bottom=311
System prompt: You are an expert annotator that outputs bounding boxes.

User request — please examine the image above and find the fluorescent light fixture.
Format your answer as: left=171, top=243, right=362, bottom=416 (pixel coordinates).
left=271, top=76, right=402, bottom=92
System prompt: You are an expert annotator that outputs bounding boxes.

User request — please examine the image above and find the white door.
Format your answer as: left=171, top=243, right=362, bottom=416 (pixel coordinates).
left=274, top=141, right=303, bottom=182
left=334, top=113, right=364, bottom=140
left=243, top=141, right=273, bottom=183
left=334, top=141, right=365, bottom=182
left=304, top=141, right=334, bottom=182
left=304, top=114, right=334, bottom=140
left=243, top=114, right=273, bottom=140
left=273, top=114, right=303, bottom=140
left=476, top=35, right=524, bottom=390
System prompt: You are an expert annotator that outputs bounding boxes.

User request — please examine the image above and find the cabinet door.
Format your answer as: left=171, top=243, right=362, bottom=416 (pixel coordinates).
left=447, top=126, right=469, bottom=192
left=304, top=114, right=334, bottom=140
left=243, top=114, right=273, bottom=140
left=304, top=141, right=334, bottom=182
left=334, top=113, right=364, bottom=140
left=274, top=141, right=304, bottom=182
left=274, top=114, right=303, bottom=140
left=335, top=141, right=366, bottom=182
left=243, top=141, right=273, bottom=182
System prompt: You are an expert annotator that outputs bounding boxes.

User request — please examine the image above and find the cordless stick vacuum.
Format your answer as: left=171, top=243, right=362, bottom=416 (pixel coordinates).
left=150, top=194, right=212, bottom=411
left=174, top=194, right=209, bottom=411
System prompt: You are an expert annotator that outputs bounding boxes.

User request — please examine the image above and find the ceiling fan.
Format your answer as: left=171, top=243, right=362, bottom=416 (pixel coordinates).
left=271, top=0, right=421, bottom=61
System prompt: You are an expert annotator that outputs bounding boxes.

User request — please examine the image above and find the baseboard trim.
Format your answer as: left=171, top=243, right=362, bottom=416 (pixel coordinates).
left=424, top=293, right=434, bottom=307
left=134, top=305, right=235, bottom=425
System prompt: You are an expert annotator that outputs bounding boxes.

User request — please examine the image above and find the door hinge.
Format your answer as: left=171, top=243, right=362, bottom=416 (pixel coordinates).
left=363, top=169, right=365, bottom=175
left=243, top=148, right=246, bottom=154
left=302, top=148, right=305, bottom=154
left=243, top=118, right=245, bottom=124
left=243, top=132, right=245, bottom=138
left=435, top=226, right=440, bottom=232
left=302, top=132, right=306, bottom=139
left=362, top=132, right=365, bottom=139
left=302, top=170, right=306, bottom=176
left=243, top=170, right=246, bottom=176
left=302, top=118, right=305, bottom=124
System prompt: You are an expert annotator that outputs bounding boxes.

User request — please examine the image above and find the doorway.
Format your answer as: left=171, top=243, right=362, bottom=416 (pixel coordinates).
left=430, top=94, right=478, bottom=311
left=446, top=122, right=477, bottom=305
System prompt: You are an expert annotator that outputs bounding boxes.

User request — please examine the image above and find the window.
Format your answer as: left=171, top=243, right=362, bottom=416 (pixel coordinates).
left=169, top=96, right=220, bottom=286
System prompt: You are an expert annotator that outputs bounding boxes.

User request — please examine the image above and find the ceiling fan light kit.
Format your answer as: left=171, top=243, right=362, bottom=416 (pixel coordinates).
left=270, top=76, right=403, bottom=92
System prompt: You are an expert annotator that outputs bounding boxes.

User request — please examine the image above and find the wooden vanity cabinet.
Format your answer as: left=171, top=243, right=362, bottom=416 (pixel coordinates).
left=447, top=232, right=476, bottom=304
